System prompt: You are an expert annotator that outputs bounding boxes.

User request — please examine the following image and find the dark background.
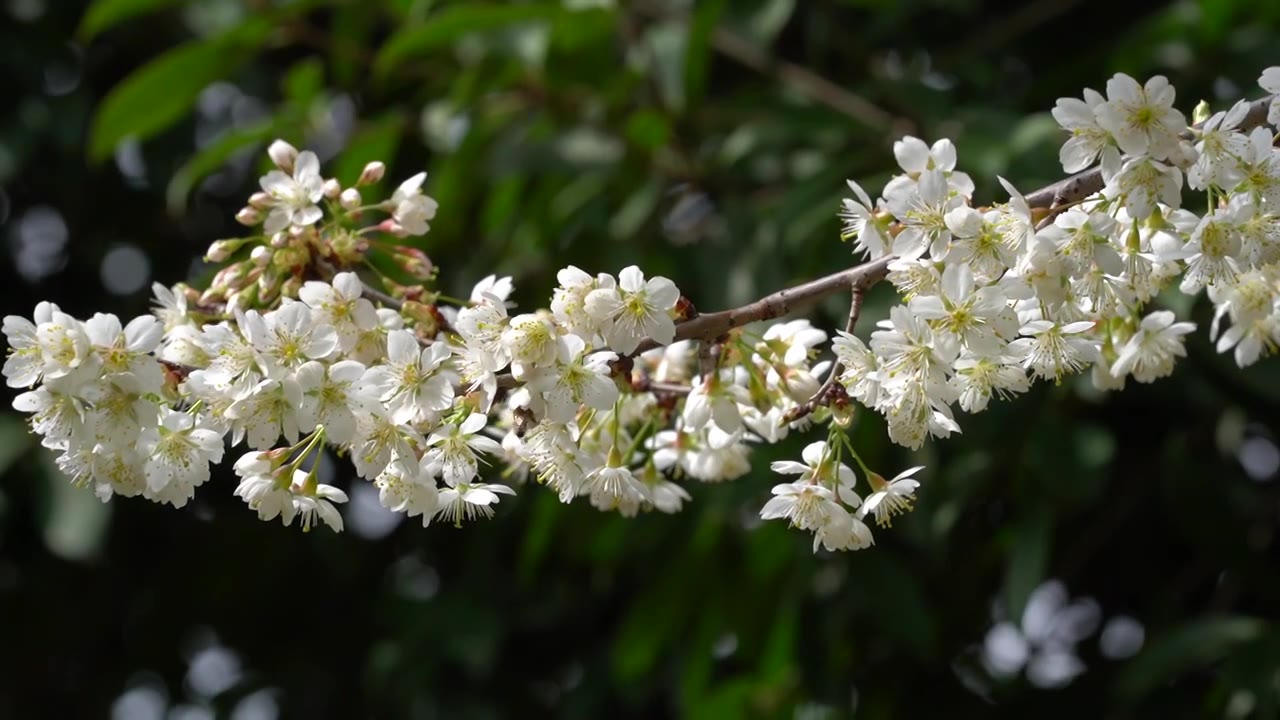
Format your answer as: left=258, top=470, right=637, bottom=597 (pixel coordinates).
left=2, top=0, right=1279, bottom=717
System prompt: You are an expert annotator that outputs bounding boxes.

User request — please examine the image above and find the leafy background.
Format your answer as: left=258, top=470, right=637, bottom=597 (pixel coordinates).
left=2, top=0, right=1279, bottom=717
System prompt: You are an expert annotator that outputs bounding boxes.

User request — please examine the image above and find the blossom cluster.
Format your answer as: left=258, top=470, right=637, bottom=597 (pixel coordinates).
left=833, top=69, right=1280, bottom=451
left=7, top=67, right=1280, bottom=552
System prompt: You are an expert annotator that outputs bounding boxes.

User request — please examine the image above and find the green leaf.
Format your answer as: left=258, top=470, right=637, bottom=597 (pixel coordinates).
left=375, top=4, right=564, bottom=76
left=283, top=57, right=326, bottom=106
left=332, top=112, right=407, bottom=188
left=78, top=0, right=176, bottom=40
left=1117, top=617, right=1268, bottom=701
left=88, top=19, right=271, bottom=163
left=684, top=0, right=725, bottom=107
left=166, top=120, right=278, bottom=214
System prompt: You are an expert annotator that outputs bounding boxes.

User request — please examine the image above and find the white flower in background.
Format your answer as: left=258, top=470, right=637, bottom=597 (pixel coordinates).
left=242, top=303, right=339, bottom=377
left=375, top=452, right=439, bottom=525
left=1234, top=126, right=1280, bottom=207
left=832, top=331, right=882, bottom=406
left=551, top=265, right=612, bottom=339
left=1095, top=73, right=1184, bottom=162
left=502, top=312, right=559, bottom=376
left=1104, top=157, right=1182, bottom=220
left=455, top=293, right=511, bottom=371
left=3, top=301, right=60, bottom=388
left=470, top=274, right=514, bottom=305
left=151, top=282, right=191, bottom=333
left=298, top=273, right=378, bottom=352
left=840, top=180, right=889, bottom=259
left=812, top=506, right=875, bottom=552
left=528, top=335, right=618, bottom=424
left=360, top=330, right=454, bottom=425
left=951, top=351, right=1030, bottom=413
left=34, top=309, right=91, bottom=381
left=908, top=263, right=1007, bottom=356
left=682, top=374, right=744, bottom=435
left=139, top=407, right=225, bottom=498
left=1110, top=311, right=1195, bottom=382
left=1188, top=100, right=1250, bottom=191
left=1009, top=320, right=1100, bottom=380
left=887, top=136, right=974, bottom=197
left=290, top=478, right=348, bottom=532
left=859, top=466, right=923, bottom=528
left=1258, top=66, right=1280, bottom=128
left=225, top=376, right=304, bottom=450
left=887, top=169, right=961, bottom=260
left=582, top=462, right=647, bottom=505
left=83, top=313, right=164, bottom=389
left=350, top=411, right=421, bottom=480
left=390, top=172, right=439, bottom=235
left=433, top=481, right=516, bottom=526
left=426, top=413, right=504, bottom=487
left=295, top=360, right=371, bottom=446
left=585, top=266, right=680, bottom=354
left=762, top=319, right=828, bottom=367
left=232, top=450, right=294, bottom=523
left=82, top=372, right=158, bottom=449
left=769, top=440, right=855, bottom=487
left=760, top=481, right=840, bottom=531
left=1052, top=87, right=1115, bottom=173
left=260, top=149, right=324, bottom=233
left=1179, top=208, right=1243, bottom=294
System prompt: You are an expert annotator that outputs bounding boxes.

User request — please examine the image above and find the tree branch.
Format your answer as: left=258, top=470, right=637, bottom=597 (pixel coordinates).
left=1023, top=94, right=1275, bottom=210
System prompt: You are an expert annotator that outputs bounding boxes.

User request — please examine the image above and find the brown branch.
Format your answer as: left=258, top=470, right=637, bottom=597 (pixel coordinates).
left=359, top=281, right=404, bottom=311
left=1023, top=94, right=1275, bottom=210
left=631, top=2, right=910, bottom=136
left=632, top=254, right=894, bottom=356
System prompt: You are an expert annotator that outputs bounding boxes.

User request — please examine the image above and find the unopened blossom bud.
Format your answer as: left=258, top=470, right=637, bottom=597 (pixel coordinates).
left=247, top=192, right=273, bottom=210
left=339, top=188, right=361, bottom=210
left=357, top=161, right=385, bottom=186
left=385, top=220, right=409, bottom=238
left=250, top=245, right=273, bottom=267
left=322, top=178, right=342, bottom=199
left=204, top=237, right=251, bottom=262
left=401, top=301, right=441, bottom=337
left=390, top=248, right=434, bottom=281
left=235, top=207, right=262, bottom=226
left=280, top=275, right=302, bottom=298
left=198, top=286, right=226, bottom=305
left=269, top=232, right=290, bottom=249
left=267, top=139, right=298, bottom=173
left=1192, top=99, right=1211, bottom=126
left=257, top=270, right=282, bottom=304
left=830, top=402, right=856, bottom=429
left=210, top=260, right=251, bottom=292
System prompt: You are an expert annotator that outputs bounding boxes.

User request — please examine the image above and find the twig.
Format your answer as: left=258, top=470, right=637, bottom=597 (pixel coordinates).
left=632, top=254, right=894, bottom=356
left=1023, top=94, right=1275, bottom=210
left=359, top=281, right=404, bottom=311
left=784, top=285, right=867, bottom=423
left=631, top=2, right=909, bottom=136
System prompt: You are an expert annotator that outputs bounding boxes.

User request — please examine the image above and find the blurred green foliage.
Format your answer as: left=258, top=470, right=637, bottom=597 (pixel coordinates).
left=1, top=0, right=1280, bottom=717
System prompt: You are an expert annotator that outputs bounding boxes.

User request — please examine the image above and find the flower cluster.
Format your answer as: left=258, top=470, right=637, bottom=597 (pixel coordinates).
left=8, top=68, right=1280, bottom=552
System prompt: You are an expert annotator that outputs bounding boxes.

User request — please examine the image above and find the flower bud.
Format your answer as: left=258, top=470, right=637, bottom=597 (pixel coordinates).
left=1192, top=99, right=1211, bottom=126
left=204, top=237, right=252, bottom=263
left=235, top=207, right=262, bottom=226
left=268, top=139, right=298, bottom=173
left=323, top=178, right=342, bottom=199
left=280, top=275, right=302, bottom=299
left=357, top=161, right=386, bottom=186
left=390, top=247, right=434, bottom=281
left=339, top=187, right=361, bottom=210
left=250, top=245, right=273, bottom=266
left=328, top=229, right=368, bottom=264
left=272, top=246, right=307, bottom=272
left=269, top=232, right=290, bottom=249
left=247, top=192, right=273, bottom=209
left=401, top=301, right=441, bottom=337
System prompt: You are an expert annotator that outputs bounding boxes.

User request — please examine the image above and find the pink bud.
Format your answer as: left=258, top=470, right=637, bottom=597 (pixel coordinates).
left=247, top=192, right=272, bottom=209
left=323, top=178, right=342, bottom=199
left=268, top=139, right=298, bottom=173
left=269, top=232, right=290, bottom=249
left=357, top=161, right=386, bottom=186
left=235, top=207, right=262, bottom=226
